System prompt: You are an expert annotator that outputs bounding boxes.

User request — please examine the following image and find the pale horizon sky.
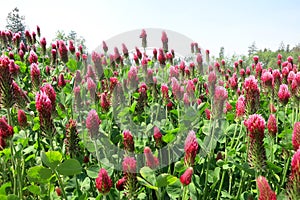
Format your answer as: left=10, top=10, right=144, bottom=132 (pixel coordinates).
left=0, top=0, right=299, bottom=57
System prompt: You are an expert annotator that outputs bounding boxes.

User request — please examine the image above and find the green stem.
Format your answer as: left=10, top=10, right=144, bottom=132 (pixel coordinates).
left=168, top=145, right=171, bottom=174
left=7, top=107, right=18, bottom=196
left=182, top=185, right=188, bottom=200
left=229, top=120, right=239, bottom=149
left=270, top=136, right=274, bottom=163
left=233, top=120, right=244, bottom=150
left=217, top=170, right=225, bottom=200
left=17, top=154, right=23, bottom=198
left=280, top=156, right=291, bottom=190
left=228, top=170, right=232, bottom=195
left=203, top=154, right=211, bottom=200
left=10, top=139, right=17, bottom=196
left=93, top=140, right=102, bottom=168
left=236, top=171, right=245, bottom=199
left=55, top=171, right=67, bottom=199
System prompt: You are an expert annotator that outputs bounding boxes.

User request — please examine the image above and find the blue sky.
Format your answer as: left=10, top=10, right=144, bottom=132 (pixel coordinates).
left=1, top=0, right=299, bottom=56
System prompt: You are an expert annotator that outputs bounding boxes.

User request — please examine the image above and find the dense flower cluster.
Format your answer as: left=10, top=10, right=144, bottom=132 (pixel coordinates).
left=184, top=131, right=199, bottom=166
left=244, top=114, right=266, bottom=170
left=86, top=109, right=101, bottom=139
left=256, top=176, right=277, bottom=200
left=95, top=168, right=113, bottom=194
left=243, top=76, right=260, bottom=114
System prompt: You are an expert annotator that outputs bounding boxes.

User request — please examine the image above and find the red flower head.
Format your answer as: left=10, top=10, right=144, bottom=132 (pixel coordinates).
left=183, top=93, right=190, bottom=105
left=287, top=148, right=300, bottom=198
left=278, top=84, right=290, bottom=106
left=114, top=47, right=121, bottom=63
left=244, top=114, right=266, bottom=169
left=51, top=49, right=57, bottom=64
left=135, top=47, right=142, bottom=60
left=144, top=147, right=159, bottom=169
left=161, top=31, right=168, bottom=52
left=25, top=30, right=32, bottom=44
left=221, top=59, right=226, bottom=66
left=116, top=177, right=127, bottom=191
left=153, top=48, right=157, bottom=60
left=75, top=51, right=81, bottom=61
left=261, top=71, right=274, bottom=89
left=184, top=130, right=199, bottom=166
left=287, top=71, right=295, bottom=86
left=36, top=91, right=52, bottom=128
left=87, top=77, right=96, bottom=99
left=213, top=86, right=228, bottom=117
left=122, top=156, right=137, bottom=174
left=272, top=69, right=282, bottom=88
left=196, top=53, right=203, bottom=73
left=186, top=80, right=195, bottom=98
left=55, top=187, right=61, bottom=196
left=244, top=114, right=265, bottom=137
left=68, top=40, right=75, bottom=54
left=240, top=68, right=245, bottom=78
left=256, top=176, right=277, bottom=200
left=40, top=37, right=47, bottom=54
left=225, top=101, right=232, bottom=112
left=58, top=40, right=68, bottom=63
left=86, top=65, right=96, bottom=82
left=205, top=108, right=211, bottom=120
left=86, top=110, right=101, bottom=139
left=29, top=50, right=38, bottom=64
left=95, top=168, right=113, bottom=194
left=208, top=71, right=217, bottom=95
left=253, top=56, right=259, bottom=64
left=100, top=92, right=110, bottom=111
left=32, top=31, right=36, bottom=43
left=171, top=77, right=183, bottom=100
left=292, top=122, right=300, bottom=151
left=30, top=63, right=40, bottom=90
left=9, top=60, right=20, bottom=76
left=277, top=54, right=282, bottom=60
left=140, top=29, right=147, bottom=49
left=123, top=130, right=134, bottom=152
left=128, top=66, right=138, bottom=90
left=109, top=77, right=118, bottom=91
left=267, top=114, right=277, bottom=137
left=161, top=84, right=169, bottom=100
left=18, top=110, right=27, bottom=128
left=158, top=48, right=166, bottom=65
left=0, top=137, right=6, bottom=149
left=58, top=73, right=66, bottom=88
left=12, top=81, right=28, bottom=108
left=40, top=84, right=56, bottom=110
left=170, top=66, right=179, bottom=79
left=36, top=25, right=41, bottom=37
left=228, top=74, right=238, bottom=90
left=243, top=75, right=260, bottom=114
left=51, top=43, right=57, bottom=49
left=0, top=116, right=14, bottom=138
left=102, top=41, right=108, bottom=53
left=153, top=126, right=162, bottom=147
left=288, top=56, right=293, bottom=64
left=180, top=167, right=193, bottom=186
left=255, top=63, right=263, bottom=78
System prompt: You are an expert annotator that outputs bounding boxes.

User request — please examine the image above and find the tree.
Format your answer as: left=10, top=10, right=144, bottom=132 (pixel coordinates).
left=248, top=41, right=258, bottom=56
left=68, top=30, right=77, bottom=41
left=278, top=41, right=285, bottom=52
left=292, top=43, right=300, bottom=52
left=6, top=7, right=25, bottom=38
left=286, top=44, right=290, bottom=53
left=219, top=46, right=225, bottom=59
